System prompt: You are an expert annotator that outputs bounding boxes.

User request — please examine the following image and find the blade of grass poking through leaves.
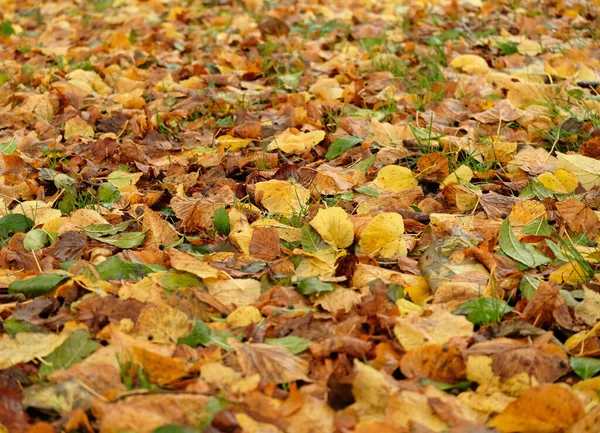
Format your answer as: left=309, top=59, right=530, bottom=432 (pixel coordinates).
left=571, top=357, right=600, bottom=380
left=325, top=136, right=362, bottom=160
left=499, top=219, right=551, bottom=268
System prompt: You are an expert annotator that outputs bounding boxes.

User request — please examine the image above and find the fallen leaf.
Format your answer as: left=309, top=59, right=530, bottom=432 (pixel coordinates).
left=309, top=207, right=354, bottom=249
left=230, top=339, right=310, bottom=385
left=520, top=281, right=575, bottom=330
left=254, top=180, right=311, bottom=217
left=557, top=152, right=600, bottom=191
left=371, top=166, right=418, bottom=193
left=489, top=384, right=584, bottom=432
left=451, top=54, right=490, bottom=74
left=400, top=344, right=466, bottom=384
left=267, top=129, right=325, bottom=154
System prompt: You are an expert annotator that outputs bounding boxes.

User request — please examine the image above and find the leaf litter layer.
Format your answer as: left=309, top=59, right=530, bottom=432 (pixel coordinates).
left=1, top=0, right=600, bottom=432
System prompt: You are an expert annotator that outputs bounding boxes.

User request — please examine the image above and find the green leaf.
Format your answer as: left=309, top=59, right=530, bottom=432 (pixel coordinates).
left=519, top=181, right=556, bottom=200
left=265, top=336, right=312, bottom=354
left=84, top=221, right=131, bottom=237
left=354, top=185, right=379, bottom=197
left=421, top=379, right=472, bottom=391
left=0, top=73, right=9, bottom=86
left=571, top=357, right=600, bottom=380
left=92, top=231, right=146, bottom=248
left=178, top=321, right=235, bottom=351
left=107, top=170, right=142, bottom=189
left=386, top=283, right=404, bottom=303
left=0, top=21, right=15, bottom=36
left=2, top=318, right=44, bottom=337
left=0, top=138, right=16, bottom=155
left=545, top=240, right=570, bottom=262
left=213, top=207, right=230, bottom=235
left=353, top=155, right=376, bottom=173
left=97, top=182, right=121, bottom=204
left=23, top=229, right=50, bottom=251
left=519, top=275, right=541, bottom=300
left=96, top=256, right=158, bottom=280
left=8, top=273, right=70, bottom=298
left=296, top=277, right=335, bottom=296
left=158, top=271, right=202, bottom=294
left=520, top=218, right=552, bottom=237
left=325, top=136, right=362, bottom=160
left=39, top=330, right=98, bottom=376
left=300, top=224, right=326, bottom=253
left=453, top=297, right=512, bottom=325
left=0, top=214, right=34, bottom=239
left=498, top=219, right=551, bottom=268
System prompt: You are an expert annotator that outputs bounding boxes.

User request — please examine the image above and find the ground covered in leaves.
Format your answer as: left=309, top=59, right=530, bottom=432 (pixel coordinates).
left=1, top=0, right=600, bottom=432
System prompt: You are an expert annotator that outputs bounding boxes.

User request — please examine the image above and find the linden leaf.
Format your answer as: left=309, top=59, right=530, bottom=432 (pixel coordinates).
left=309, top=207, right=354, bottom=249
left=254, top=180, right=310, bottom=217
left=359, top=213, right=406, bottom=259
left=267, top=129, right=325, bottom=154
left=371, top=165, right=418, bottom=193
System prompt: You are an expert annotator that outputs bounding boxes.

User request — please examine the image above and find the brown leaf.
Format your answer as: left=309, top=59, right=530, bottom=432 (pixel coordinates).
left=417, top=153, right=450, bottom=183
left=309, top=337, right=373, bottom=358
left=472, top=100, right=524, bottom=124
left=555, top=198, right=600, bottom=236
left=400, top=344, right=466, bottom=384
left=249, top=227, right=281, bottom=261
left=230, top=339, right=310, bottom=385
left=258, top=16, right=289, bottom=37
left=520, top=281, right=575, bottom=330
left=468, top=334, right=570, bottom=383
left=45, top=231, right=86, bottom=261
left=142, top=207, right=179, bottom=248
left=489, top=384, right=584, bottom=432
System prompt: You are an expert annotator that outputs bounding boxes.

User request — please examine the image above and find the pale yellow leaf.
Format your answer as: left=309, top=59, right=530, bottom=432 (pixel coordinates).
left=557, top=152, right=600, bottom=191
left=167, top=248, right=224, bottom=280
left=0, top=330, right=71, bottom=369
left=132, top=304, right=193, bottom=344
left=64, top=116, right=95, bottom=139
left=205, top=278, right=261, bottom=307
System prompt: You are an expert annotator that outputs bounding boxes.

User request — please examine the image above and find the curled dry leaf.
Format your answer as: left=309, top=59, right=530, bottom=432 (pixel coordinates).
left=520, top=281, right=575, bottom=330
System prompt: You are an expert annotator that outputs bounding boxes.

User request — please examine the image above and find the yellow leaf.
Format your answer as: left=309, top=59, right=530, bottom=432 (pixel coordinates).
left=107, top=170, right=143, bottom=190
left=508, top=200, right=547, bottom=227
left=255, top=180, right=310, bottom=217
left=216, top=134, right=253, bottom=151
left=200, top=362, right=260, bottom=393
left=0, top=330, right=71, bottom=369
left=132, top=346, right=188, bottom=386
left=369, top=119, right=413, bottom=152
left=573, top=376, right=600, bottom=401
left=574, top=287, right=600, bottom=327
left=557, top=152, right=600, bottom=190
left=371, top=166, right=418, bottom=193
left=440, top=165, right=474, bottom=188
left=359, top=213, right=406, bottom=259
left=64, top=116, right=94, bottom=139
left=549, top=261, right=589, bottom=286
left=12, top=200, right=62, bottom=226
left=394, top=309, right=473, bottom=351
left=132, top=304, right=193, bottom=344
left=538, top=169, right=578, bottom=194
left=451, top=54, right=490, bottom=74
left=143, top=208, right=179, bottom=248
left=489, top=384, right=584, bottom=432
left=454, top=184, right=481, bottom=211
left=309, top=207, right=354, bottom=249
left=313, top=287, right=362, bottom=313
left=167, top=248, right=224, bottom=280
left=267, top=129, right=325, bottom=154
left=226, top=306, right=263, bottom=328
left=205, top=278, right=261, bottom=308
